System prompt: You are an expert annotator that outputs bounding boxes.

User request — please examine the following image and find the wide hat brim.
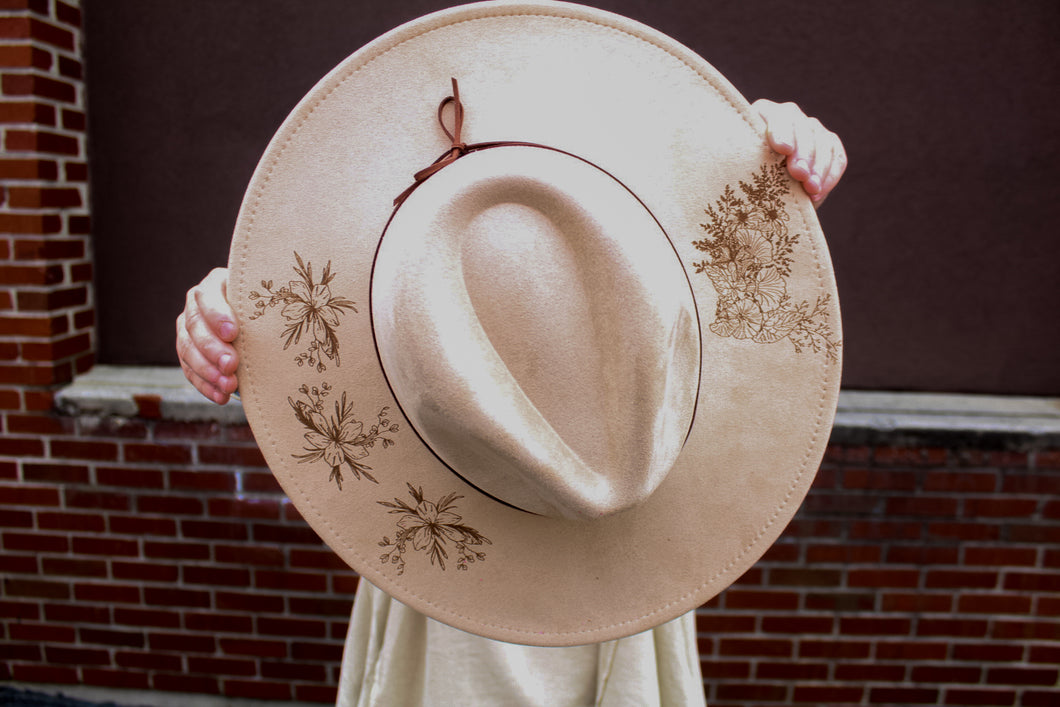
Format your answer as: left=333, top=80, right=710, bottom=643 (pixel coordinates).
left=229, top=0, right=842, bottom=646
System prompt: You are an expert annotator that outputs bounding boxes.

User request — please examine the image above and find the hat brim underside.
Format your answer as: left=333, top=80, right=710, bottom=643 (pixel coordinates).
left=229, top=0, right=841, bottom=646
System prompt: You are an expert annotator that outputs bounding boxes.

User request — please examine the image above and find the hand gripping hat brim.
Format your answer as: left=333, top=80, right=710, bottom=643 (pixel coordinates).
left=229, top=0, right=842, bottom=646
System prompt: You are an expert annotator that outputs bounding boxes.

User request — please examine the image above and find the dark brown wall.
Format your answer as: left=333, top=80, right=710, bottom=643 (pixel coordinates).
left=84, top=0, right=1060, bottom=395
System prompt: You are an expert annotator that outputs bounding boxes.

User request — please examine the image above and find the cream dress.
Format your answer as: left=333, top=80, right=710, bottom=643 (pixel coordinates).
left=337, top=581, right=706, bottom=706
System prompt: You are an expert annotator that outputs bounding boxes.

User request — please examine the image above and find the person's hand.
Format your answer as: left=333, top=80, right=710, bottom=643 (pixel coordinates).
left=752, top=99, right=847, bottom=208
left=176, top=267, right=240, bottom=405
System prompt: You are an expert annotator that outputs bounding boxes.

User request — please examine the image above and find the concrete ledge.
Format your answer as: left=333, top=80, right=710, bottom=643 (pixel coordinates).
left=56, top=366, right=1060, bottom=450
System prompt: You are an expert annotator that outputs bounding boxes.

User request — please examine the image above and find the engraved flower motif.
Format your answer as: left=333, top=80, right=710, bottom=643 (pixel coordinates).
left=248, top=252, right=357, bottom=371
left=378, top=483, right=491, bottom=573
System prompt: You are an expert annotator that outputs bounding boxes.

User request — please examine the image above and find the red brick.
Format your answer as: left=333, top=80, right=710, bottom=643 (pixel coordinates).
left=945, top=686, right=1017, bottom=703
left=64, top=488, right=130, bottom=511
left=1002, top=472, right=1060, bottom=494
left=182, top=519, right=249, bottom=541
left=4, top=577, right=69, bottom=599
left=887, top=545, right=960, bottom=564
left=719, top=637, right=793, bottom=658
left=0, top=482, right=58, bottom=505
left=148, top=631, right=216, bottom=653
left=1004, top=572, right=1060, bottom=592
left=887, top=496, right=958, bottom=517
left=1029, top=645, right=1060, bottom=664
left=75, top=582, right=141, bottom=604
left=716, top=683, right=787, bottom=702
left=82, top=669, right=150, bottom=691
left=56, top=0, right=82, bottom=28
left=290, top=548, right=348, bottom=571
left=0, top=212, right=61, bottom=233
left=698, top=613, right=755, bottom=633
left=9, top=620, right=76, bottom=643
left=224, top=680, right=292, bottom=702
left=332, top=573, right=359, bottom=595
left=95, top=466, right=165, bottom=489
left=295, top=685, right=338, bottom=703
left=911, top=665, right=982, bottom=683
left=806, top=543, right=881, bottom=564
left=289, top=595, right=354, bottom=618
left=41, top=557, right=107, bottom=578
left=255, top=569, right=327, bottom=593
left=1041, top=596, right=1060, bottom=616
left=0, top=642, right=42, bottom=662
left=115, top=650, right=182, bottom=672
left=0, top=157, right=56, bottom=178
left=169, top=468, right=235, bottom=492
left=924, top=470, right=998, bottom=493
left=184, top=565, right=250, bottom=587
left=840, top=616, right=912, bottom=636
left=965, top=546, right=1037, bottom=566
left=38, top=510, right=105, bottom=533
left=68, top=216, right=91, bottom=236
left=0, top=17, right=74, bottom=49
left=957, top=594, right=1032, bottom=615
left=804, top=491, right=879, bottom=514
left=0, top=435, right=45, bottom=456
left=57, top=55, right=81, bottom=80
left=986, top=666, right=1058, bottom=686
left=1010, top=524, right=1060, bottom=544
left=0, top=599, right=40, bottom=620
left=71, top=536, right=138, bottom=557
left=1037, top=450, right=1060, bottom=469
left=14, top=238, right=85, bottom=262
left=219, top=637, right=288, bottom=658
left=113, top=607, right=181, bottom=630
left=257, top=616, right=328, bottom=639
left=261, top=660, right=328, bottom=682
left=253, top=522, right=322, bottom=546
left=137, top=494, right=203, bottom=515
left=881, top=592, right=952, bottom=612
left=6, top=183, right=80, bottom=208
left=291, top=640, right=344, bottom=662
left=849, top=568, right=921, bottom=589
left=926, top=569, right=999, bottom=590
left=792, top=685, right=866, bottom=703
left=0, top=44, right=51, bottom=69
left=188, top=656, right=257, bottom=677
left=216, top=544, right=284, bottom=567
left=50, top=438, right=118, bottom=461
left=216, top=590, right=285, bottom=614
left=1013, top=690, right=1059, bottom=707
left=4, top=530, right=68, bottom=553
left=44, top=602, right=110, bottom=624
left=804, top=591, right=875, bottom=612
left=152, top=673, right=220, bottom=695
left=0, top=388, right=21, bottom=408
left=835, top=663, right=905, bottom=682
left=868, top=687, right=939, bottom=704
left=108, top=514, right=177, bottom=537
left=965, top=498, right=1038, bottom=518
left=761, top=615, right=834, bottom=634
left=185, top=612, right=253, bottom=634
left=0, top=98, right=55, bottom=124
left=208, top=497, right=281, bottom=520
left=64, top=160, right=87, bottom=181
left=993, top=620, right=1060, bottom=641
left=0, top=73, right=75, bottom=103
left=0, top=507, right=34, bottom=528
left=11, top=664, right=78, bottom=684
left=6, top=413, right=74, bottom=435
left=123, top=443, right=192, bottom=464
left=843, top=467, right=917, bottom=490
left=0, top=553, right=37, bottom=573
left=0, top=361, right=72, bottom=385
left=919, top=618, right=989, bottom=638
left=953, top=642, right=1024, bottom=662
left=928, top=521, right=1001, bottom=542
left=143, top=540, right=209, bottom=561
left=850, top=520, right=921, bottom=540
left=199, top=443, right=267, bottom=467
left=143, top=587, right=211, bottom=610
left=4, top=128, right=78, bottom=154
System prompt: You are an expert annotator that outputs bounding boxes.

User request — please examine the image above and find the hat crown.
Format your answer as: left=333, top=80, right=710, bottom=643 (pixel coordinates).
left=372, top=146, right=700, bottom=519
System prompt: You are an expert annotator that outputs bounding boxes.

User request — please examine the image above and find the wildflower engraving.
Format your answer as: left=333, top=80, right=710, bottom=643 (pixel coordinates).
left=378, top=483, right=492, bottom=574
left=691, top=162, right=840, bottom=361
left=248, top=252, right=358, bottom=371
left=288, top=382, right=398, bottom=489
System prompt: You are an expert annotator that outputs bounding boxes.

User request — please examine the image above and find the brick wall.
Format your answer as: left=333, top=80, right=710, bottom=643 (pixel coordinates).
left=0, top=0, right=93, bottom=407
left=2, top=411, right=1058, bottom=704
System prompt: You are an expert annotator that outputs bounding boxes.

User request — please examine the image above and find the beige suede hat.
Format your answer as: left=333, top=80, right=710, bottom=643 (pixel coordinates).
left=228, top=0, right=841, bottom=646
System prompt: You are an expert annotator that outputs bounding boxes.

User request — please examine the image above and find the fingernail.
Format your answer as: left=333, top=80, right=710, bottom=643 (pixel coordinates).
left=793, top=159, right=809, bottom=175
left=219, top=354, right=233, bottom=373
left=808, top=175, right=822, bottom=193
left=220, top=322, right=236, bottom=340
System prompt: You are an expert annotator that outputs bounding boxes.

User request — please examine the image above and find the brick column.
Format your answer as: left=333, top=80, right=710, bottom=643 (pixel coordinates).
left=0, top=0, right=92, bottom=419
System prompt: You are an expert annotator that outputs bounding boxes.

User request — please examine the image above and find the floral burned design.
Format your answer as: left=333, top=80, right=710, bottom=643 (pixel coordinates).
left=378, top=483, right=492, bottom=574
left=288, top=382, right=398, bottom=489
left=249, top=252, right=357, bottom=371
left=692, top=162, right=840, bottom=361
